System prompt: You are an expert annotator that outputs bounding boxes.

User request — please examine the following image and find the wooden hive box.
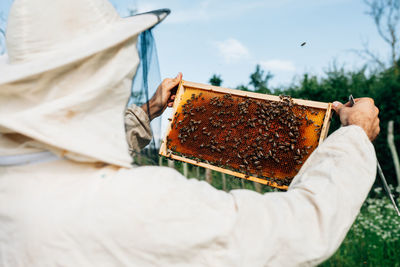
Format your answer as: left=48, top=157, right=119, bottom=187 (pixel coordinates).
left=159, top=80, right=332, bottom=190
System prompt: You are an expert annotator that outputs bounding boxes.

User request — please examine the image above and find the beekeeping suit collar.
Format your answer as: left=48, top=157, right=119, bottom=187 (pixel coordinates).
left=0, top=0, right=169, bottom=167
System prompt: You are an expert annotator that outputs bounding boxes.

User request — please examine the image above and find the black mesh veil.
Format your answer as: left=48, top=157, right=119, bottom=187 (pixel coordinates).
left=128, top=28, right=163, bottom=165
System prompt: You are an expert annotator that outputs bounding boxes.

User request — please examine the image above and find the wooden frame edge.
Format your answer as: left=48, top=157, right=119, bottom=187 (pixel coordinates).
left=319, top=103, right=333, bottom=143
left=159, top=151, right=288, bottom=190
left=159, top=80, right=185, bottom=156
left=182, top=80, right=329, bottom=109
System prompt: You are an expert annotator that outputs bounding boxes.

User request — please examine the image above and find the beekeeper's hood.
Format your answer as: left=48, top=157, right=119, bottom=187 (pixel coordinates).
left=0, top=0, right=169, bottom=167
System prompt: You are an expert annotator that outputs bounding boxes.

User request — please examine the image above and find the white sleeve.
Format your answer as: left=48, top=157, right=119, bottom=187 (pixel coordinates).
left=228, top=125, right=377, bottom=266
left=124, top=104, right=152, bottom=155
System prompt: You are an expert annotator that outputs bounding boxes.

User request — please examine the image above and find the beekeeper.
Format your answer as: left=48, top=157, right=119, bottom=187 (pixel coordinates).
left=0, top=0, right=380, bottom=266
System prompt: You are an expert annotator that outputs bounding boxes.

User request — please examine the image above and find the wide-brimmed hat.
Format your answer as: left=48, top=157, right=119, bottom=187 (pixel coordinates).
left=0, top=0, right=170, bottom=167
left=0, top=0, right=169, bottom=85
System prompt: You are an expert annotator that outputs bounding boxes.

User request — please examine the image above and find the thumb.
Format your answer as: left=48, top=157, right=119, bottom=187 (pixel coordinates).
left=173, top=72, right=183, bottom=83
left=332, top=101, right=344, bottom=114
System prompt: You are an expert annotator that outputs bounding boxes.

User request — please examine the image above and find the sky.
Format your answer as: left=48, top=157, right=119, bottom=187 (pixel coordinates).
left=121, top=0, right=389, bottom=89
left=0, top=0, right=389, bottom=88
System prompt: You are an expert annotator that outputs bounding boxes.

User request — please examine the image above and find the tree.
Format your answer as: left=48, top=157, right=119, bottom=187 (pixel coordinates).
left=249, top=64, right=273, bottom=93
left=363, top=0, right=400, bottom=68
left=237, top=64, right=273, bottom=93
left=209, top=74, right=223, bottom=86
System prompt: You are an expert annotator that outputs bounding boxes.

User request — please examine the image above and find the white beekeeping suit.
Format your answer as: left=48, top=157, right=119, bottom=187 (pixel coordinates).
left=0, top=0, right=377, bottom=266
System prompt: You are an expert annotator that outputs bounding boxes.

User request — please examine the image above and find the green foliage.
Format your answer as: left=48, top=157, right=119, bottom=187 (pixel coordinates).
left=235, top=64, right=273, bottom=93
left=209, top=74, right=223, bottom=86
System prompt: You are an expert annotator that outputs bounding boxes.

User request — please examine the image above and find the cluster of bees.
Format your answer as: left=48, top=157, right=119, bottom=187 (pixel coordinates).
left=166, top=91, right=323, bottom=187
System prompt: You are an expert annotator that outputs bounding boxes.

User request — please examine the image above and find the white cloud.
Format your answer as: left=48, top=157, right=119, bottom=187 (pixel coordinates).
left=259, top=59, right=296, bottom=72
left=215, top=38, right=250, bottom=63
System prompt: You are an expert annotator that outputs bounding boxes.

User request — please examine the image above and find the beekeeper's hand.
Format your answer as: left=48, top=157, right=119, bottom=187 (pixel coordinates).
left=141, top=72, right=182, bottom=120
left=332, top=97, right=380, bottom=141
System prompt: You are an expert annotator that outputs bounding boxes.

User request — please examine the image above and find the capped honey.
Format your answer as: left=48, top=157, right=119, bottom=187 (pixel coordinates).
left=160, top=81, right=332, bottom=190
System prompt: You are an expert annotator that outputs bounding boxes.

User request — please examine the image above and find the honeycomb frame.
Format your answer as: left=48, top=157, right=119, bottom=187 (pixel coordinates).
left=159, top=80, right=332, bottom=190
